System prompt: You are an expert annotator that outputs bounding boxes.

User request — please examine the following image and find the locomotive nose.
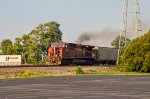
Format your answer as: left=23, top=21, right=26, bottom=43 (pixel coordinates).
left=46, top=45, right=63, bottom=65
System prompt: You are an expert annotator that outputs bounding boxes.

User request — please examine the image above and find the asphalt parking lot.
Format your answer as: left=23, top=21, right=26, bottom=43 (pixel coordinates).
left=0, top=75, right=150, bottom=99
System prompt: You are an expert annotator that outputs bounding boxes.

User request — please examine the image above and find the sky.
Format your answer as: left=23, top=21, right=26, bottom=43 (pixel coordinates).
left=0, top=0, right=150, bottom=47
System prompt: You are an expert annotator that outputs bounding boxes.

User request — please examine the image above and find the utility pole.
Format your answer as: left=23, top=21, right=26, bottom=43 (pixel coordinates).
left=117, top=0, right=142, bottom=65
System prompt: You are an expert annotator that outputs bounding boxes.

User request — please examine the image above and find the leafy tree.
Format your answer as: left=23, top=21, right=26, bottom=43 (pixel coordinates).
left=111, top=35, right=131, bottom=49
left=13, top=37, right=23, bottom=55
left=1, top=39, right=13, bottom=54
left=21, top=34, right=31, bottom=64
left=121, top=30, right=150, bottom=72
left=0, top=45, right=2, bottom=54
left=27, top=21, right=62, bottom=63
left=30, top=21, right=62, bottom=46
left=19, top=21, right=62, bottom=64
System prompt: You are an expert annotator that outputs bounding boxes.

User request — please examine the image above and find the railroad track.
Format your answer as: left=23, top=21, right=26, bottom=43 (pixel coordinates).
left=0, top=65, right=91, bottom=68
left=0, top=65, right=67, bottom=68
left=0, top=64, right=111, bottom=68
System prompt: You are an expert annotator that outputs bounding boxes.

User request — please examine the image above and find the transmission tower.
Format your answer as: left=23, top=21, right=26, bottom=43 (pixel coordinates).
left=117, top=0, right=142, bottom=65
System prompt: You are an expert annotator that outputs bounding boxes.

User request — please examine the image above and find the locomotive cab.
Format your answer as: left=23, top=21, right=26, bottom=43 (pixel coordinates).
left=46, top=42, right=65, bottom=65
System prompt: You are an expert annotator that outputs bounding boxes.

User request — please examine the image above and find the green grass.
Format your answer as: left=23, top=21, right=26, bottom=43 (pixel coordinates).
left=0, top=74, right=53, bottom=81
left=0, top=70, right=53, bottom=80
left=0, top=72, right=149, bottom=81
left=1, top=68, right=150, bottom=81
left=0, top=78, right=4, bottom=80
left=95, top=71, right=150, bottom=75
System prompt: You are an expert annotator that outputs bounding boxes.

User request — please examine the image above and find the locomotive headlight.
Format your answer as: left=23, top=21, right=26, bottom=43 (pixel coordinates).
left=65, top=45, right=68, bottom=48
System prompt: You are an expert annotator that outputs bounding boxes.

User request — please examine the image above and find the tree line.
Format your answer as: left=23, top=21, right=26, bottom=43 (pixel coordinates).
left=111, top=31, right=150, bottom=73
left=0, top=21, right=62, bottom=64
left=121, top=31, right=150, bottom=72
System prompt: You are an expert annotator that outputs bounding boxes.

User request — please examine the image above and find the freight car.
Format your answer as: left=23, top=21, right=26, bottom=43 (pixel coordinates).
left=46, top=42, right=118, bottom=65
left=93, top=47, right=118, bottom=65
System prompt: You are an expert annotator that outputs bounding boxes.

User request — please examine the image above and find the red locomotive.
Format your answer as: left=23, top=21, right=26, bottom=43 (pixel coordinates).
left=46, top=42, right=95, bottom=65
left=46, top=42, right=118, bottom=65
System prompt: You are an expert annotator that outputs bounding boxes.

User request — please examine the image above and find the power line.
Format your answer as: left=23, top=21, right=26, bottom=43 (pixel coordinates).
left=117, top=0, right=142, bottom=65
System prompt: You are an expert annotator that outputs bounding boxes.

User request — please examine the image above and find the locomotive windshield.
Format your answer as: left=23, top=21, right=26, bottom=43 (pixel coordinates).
left=51, top=44, right=65, bottom=47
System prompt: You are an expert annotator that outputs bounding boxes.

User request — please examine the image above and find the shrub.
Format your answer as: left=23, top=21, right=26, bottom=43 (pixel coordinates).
left=121, top=31, right=150, bottom=73
left=75, top=66, right=84, bottom=74
left=141, top=54, right=150, bottom=72
left=22, top=70, right=31, bottom=77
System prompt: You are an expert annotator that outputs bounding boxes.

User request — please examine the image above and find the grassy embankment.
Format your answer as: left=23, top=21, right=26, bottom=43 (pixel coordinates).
left=0, top=66, right=149, bottom=80
left=75, top=66, right=150, bottom=75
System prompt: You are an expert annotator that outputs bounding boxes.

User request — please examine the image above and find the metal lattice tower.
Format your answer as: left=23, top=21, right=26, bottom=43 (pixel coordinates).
left=117, top=0, right=142, bottom=65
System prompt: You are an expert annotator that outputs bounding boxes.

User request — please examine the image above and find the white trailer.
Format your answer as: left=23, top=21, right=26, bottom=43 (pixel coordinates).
left=0, top=55, right=21, bottom=66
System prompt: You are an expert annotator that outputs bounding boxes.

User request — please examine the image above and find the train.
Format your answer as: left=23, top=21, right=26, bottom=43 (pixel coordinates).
left=46, top=42, right=118, bottom=65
